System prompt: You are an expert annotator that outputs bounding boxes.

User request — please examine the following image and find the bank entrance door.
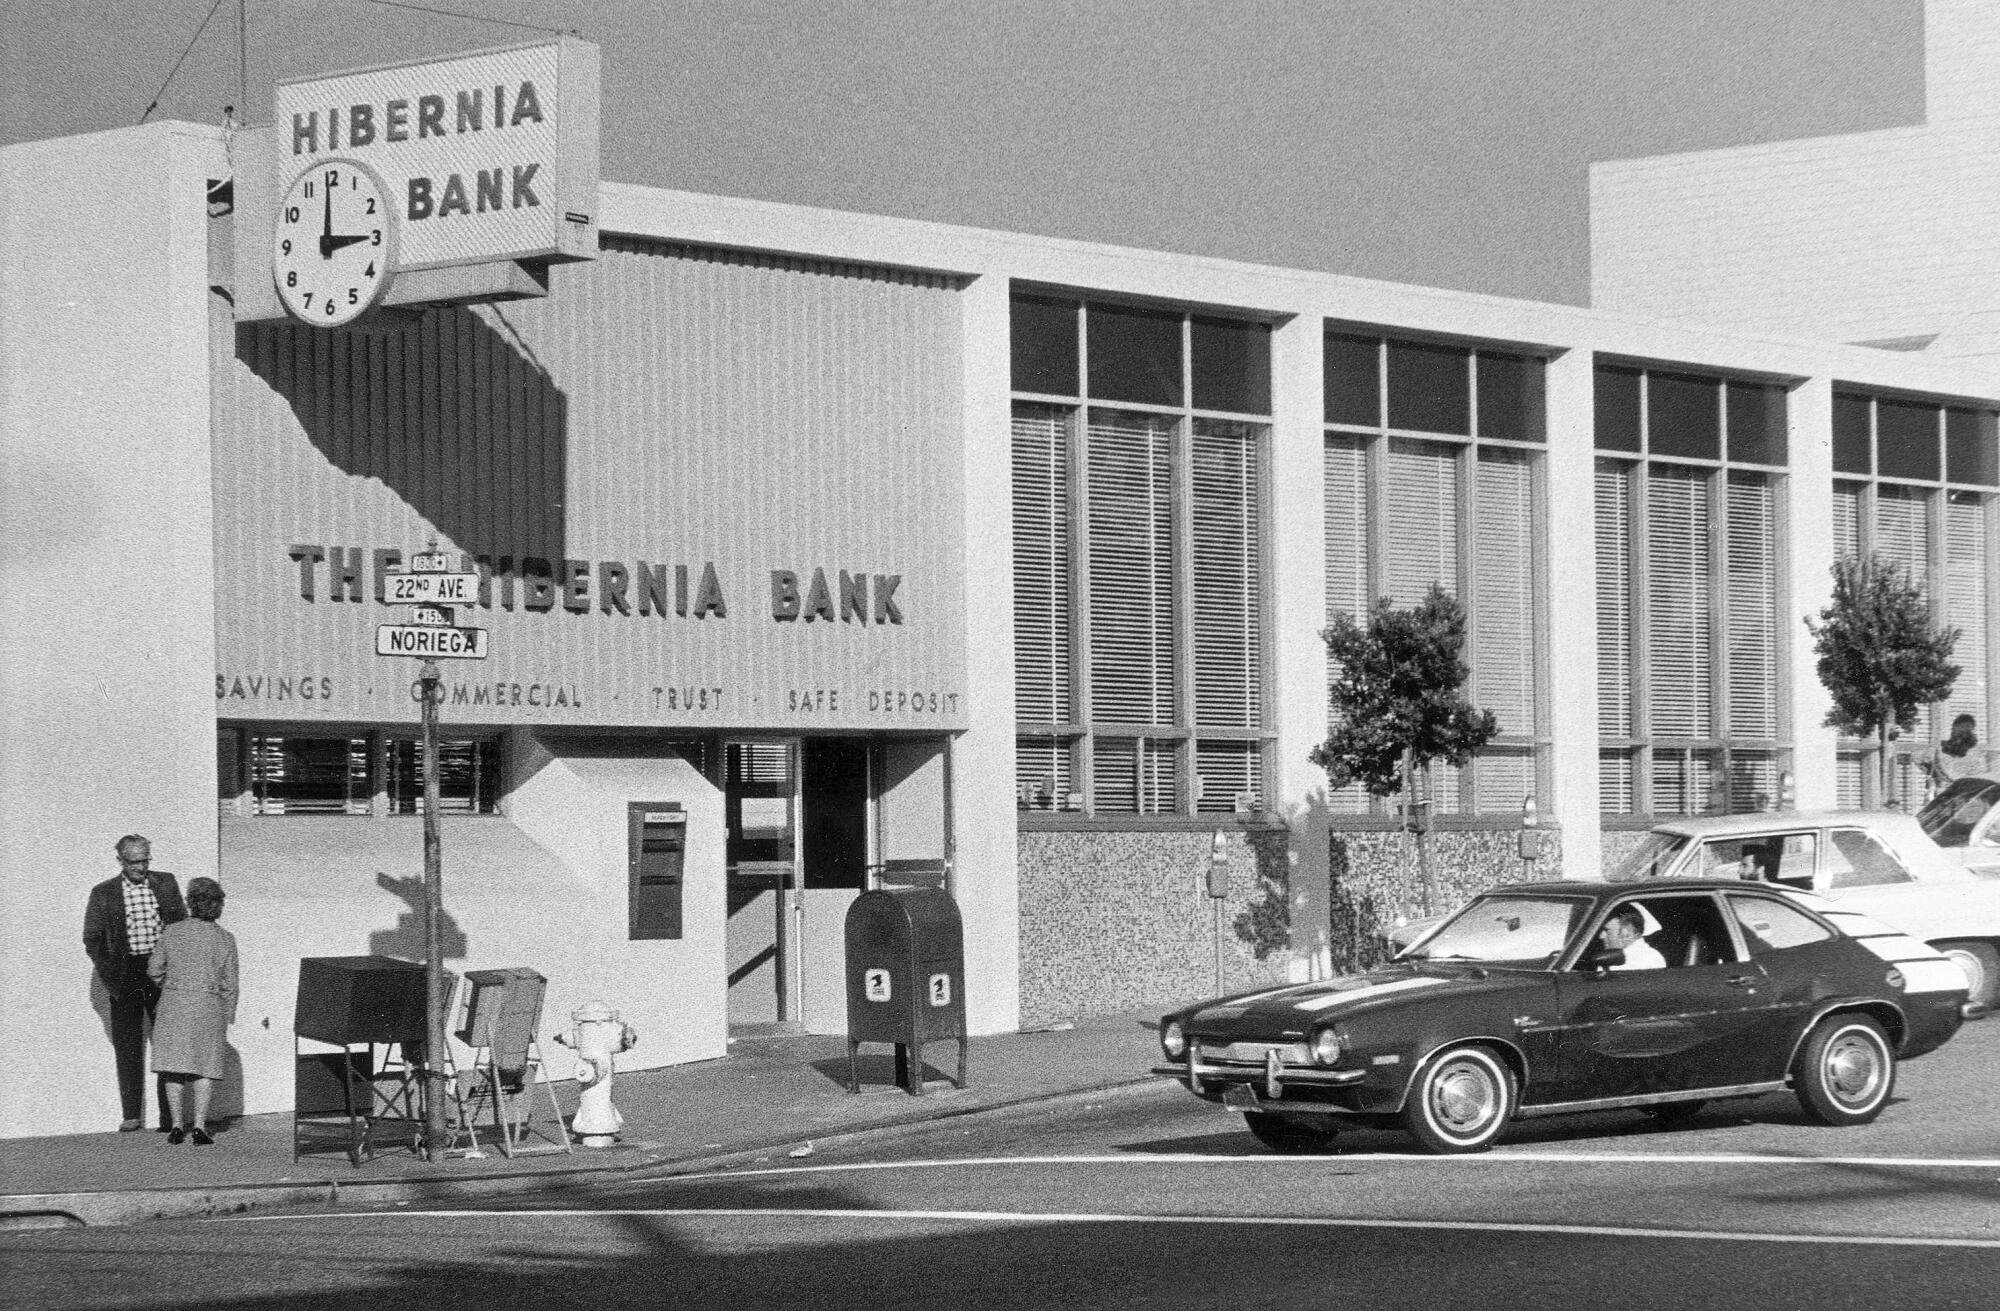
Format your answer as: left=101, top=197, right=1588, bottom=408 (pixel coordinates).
left=723, top=738, right=873, bottom=1032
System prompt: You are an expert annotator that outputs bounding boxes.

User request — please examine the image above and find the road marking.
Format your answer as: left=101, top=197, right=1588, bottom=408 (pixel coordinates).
left=667, top=1150, right=2000, bottom=1181
left=222, top=1206, right=2000, bottom=1249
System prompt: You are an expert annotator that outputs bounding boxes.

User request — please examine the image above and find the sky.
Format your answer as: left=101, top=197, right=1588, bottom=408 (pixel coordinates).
left=1, top=0, right=1926, bottom=305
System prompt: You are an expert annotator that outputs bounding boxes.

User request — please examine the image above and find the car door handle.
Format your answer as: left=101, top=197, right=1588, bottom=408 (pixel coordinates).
left=1726, top=975, right=1760, bottom=988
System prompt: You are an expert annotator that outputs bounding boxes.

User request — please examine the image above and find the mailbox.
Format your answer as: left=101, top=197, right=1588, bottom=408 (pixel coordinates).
left=456, top=967, right=548, bottom=1087
left=628, top=801, right=686, bottom=940
left=844, top=886, right=968, bottom=1096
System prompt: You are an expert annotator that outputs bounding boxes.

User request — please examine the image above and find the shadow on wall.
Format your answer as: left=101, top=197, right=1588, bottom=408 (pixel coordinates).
left=368, top=871, right=470, bottom=961
left=237, top=306, right=569, bottom=564
left=1230, top=829, right=1293, bottom=961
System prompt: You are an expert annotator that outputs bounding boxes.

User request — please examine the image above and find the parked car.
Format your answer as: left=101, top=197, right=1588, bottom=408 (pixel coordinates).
left=1916, top=774, right=2000, bottom=877
left=1155, top=878, right=1969, bottom=1155
left=1601, top=810, right=2000, bottom=1011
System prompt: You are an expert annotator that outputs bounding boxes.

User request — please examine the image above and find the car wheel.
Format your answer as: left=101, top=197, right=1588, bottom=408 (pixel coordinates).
left=1401, top=1045, right=1515, bottom=1155
left=1242, top=1112, right=1341, bottom=1154
left=1642, top=1099, right=1706, bottom=1128
left=1936, top=941, right=1999, bottom=1011
left=1793, top=1014, right=1896, bottom=1126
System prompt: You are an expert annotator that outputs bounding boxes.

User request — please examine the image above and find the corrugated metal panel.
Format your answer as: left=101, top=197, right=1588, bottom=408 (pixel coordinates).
left=213, top=239, right=968, bottom=730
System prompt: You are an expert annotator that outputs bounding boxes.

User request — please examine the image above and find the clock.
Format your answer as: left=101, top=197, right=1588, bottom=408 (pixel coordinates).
left=272, top=157, right=397, bottom=327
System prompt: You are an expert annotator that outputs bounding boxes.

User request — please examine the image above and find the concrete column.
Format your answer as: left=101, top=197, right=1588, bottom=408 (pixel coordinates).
left=1268, top=314, right=1333, bottom=980
left=1543, top=348, right=1602, bottom=877
left=1786, top=374, right=1839, bottom=810
left=954, top=271, right=1020, bottom=1033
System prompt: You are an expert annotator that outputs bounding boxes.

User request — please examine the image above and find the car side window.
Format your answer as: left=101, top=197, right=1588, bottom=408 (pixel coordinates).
left=1592, top=894, right=1738, bottom=969
left=1698, top=833, right=1814, bottom=888
left=1826, top=829, right=1914, bottom=888
left=1725, top=894, right=1833, bottom=956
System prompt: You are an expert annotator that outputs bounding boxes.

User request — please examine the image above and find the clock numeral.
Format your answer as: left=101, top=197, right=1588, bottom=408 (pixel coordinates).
left=324, top=300, right=337, bottom=317
left=304, top=181, right=314, bottom=199
left=324, top=168, right=340, bottom=189
left=348, top=288, right=359, bottom=305
left=281, top=239, right=291, bottom=256
left=366, top=198, right=377, bottom=215
left=285, top=205, right=299, bottom=223
left=371, top=229, right=382, bottom=246
left=303, top=293, right=314, bottom=308
left=285, top=271, right=297, bottom=288
left=365, top=262, right=376, bottom=278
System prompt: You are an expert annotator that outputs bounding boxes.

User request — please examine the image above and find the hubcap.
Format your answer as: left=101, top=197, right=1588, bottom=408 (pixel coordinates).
left=1433, top=1063, right=1497, bottom=1132
left=1825, top=1033, right=1885, bottom=1105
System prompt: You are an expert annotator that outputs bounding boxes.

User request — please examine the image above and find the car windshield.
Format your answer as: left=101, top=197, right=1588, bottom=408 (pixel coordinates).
left=1401, top=895, right=1591, bottom=966
left=1917, top=778, right=2000, bottom=847
left=1605, top=831, right=1690, bottom=882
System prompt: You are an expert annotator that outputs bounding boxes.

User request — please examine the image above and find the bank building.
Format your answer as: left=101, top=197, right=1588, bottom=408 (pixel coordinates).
left=4, top=3, right=1997, bottom=1137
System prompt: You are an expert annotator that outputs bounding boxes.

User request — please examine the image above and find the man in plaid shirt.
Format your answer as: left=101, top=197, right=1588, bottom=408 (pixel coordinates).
left=83, top=835, right=186, bottom=1131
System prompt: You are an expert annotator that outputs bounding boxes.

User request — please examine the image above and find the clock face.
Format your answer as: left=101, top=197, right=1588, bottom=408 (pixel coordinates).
left=272, top=158, right=396, bottom=327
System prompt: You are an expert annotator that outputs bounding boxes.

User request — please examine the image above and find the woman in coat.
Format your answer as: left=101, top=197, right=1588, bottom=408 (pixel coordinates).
left=148, top=877, right=238, bottom=1144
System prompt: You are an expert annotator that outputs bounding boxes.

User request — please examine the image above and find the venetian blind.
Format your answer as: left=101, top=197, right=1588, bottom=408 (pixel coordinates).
left=1832, top=483, right=1862, bottom=559
left=1876, top=486, right=1933, bottom=745
left=1945, top=491, right=1990, bottom=727
left=1087, top=410, right=1177, bottom=727
left=1383, top=439, right=1459, bottom=605
left=1192, top=420, right=1263, bottom=729
left=1647, top=466, right=1713, bottom=740
left=1011, top=404, right=1072, bottom=724
left=1321, top=435, right=1371, bottom=813
left=1595, top=461, right=1633, bottom=737
left=1472, top=448, right=1534, bottom=734
left=1725, top=473, right=1778, bottom=739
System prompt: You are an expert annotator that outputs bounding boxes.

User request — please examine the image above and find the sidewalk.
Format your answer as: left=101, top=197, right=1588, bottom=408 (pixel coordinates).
left=0, top=1012, right=1161, bottom=1229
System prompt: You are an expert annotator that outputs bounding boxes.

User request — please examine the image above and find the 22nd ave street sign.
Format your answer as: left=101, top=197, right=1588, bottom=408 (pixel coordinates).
left=386, top=572, right=479, bottom=605
left=376, top=625, right=489, bottom=659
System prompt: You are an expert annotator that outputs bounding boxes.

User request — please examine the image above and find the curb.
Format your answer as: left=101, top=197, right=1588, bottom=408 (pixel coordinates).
left=0, top=1077, right=1160, bottom=1230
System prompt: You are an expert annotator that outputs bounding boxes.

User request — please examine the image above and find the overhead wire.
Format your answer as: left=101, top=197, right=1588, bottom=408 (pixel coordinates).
left=139, top=0, right=230, bottom=123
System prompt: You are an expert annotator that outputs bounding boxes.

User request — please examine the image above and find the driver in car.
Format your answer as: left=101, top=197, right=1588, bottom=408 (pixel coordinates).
left=1596, top=906, right=1665, bottom=970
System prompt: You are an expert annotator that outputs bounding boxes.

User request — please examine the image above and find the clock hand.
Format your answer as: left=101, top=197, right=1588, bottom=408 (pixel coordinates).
left=325, top=232, right=370, bottom=254
left=319, top=187, right=334, bottom=259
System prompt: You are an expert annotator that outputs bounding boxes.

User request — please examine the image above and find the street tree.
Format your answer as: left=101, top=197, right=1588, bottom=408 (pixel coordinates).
left=1312, top=584, right=1499, bottom=911
left=1806, top=553, right=1959, bottom=804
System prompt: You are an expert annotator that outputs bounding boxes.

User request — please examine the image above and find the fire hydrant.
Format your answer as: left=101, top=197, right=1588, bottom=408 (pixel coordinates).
left=555, top=1000, right=638, bottom=1147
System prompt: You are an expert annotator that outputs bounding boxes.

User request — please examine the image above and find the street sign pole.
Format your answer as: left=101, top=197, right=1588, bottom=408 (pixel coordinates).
left=419, top=657, right=447, bottom=1162
left=380, top=548, right=487, bottom=1163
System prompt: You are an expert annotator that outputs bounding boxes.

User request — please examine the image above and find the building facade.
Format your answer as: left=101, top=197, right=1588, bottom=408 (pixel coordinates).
left=5, top=94, right=1999, bottom=1137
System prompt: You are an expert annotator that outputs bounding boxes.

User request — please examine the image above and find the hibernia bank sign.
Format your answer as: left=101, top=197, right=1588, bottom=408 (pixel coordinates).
left=236, top=38, right=600, bottom=322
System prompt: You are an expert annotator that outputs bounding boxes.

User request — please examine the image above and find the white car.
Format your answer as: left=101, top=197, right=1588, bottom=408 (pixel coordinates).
left=1606, top=810, right=1999, bottom=1011
left=1916, top=775, right=2000, bottom=878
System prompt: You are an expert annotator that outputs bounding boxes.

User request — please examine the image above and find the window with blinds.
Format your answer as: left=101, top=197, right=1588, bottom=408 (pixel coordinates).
left=1322, top=330, right=1546, bottom=815
left=1594, top=364, right=1790, bottom=817
left=217, top=728, right=502, bottom=817
left=1830, top=389, right=1999, bottom=804
left=1010, top=293, right=1272, bottom=818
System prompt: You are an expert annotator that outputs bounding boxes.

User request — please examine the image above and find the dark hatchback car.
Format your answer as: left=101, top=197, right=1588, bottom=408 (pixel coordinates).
left=1154, top=879, right=1969, bottom=1154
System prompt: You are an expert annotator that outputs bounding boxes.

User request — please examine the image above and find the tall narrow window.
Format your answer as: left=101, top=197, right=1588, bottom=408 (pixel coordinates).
left=1322, top=330, right=1546, bottom=815
left=1830, top=389, right=1999, bottom=805
left=1010, top=293, right=1272, bottom=817
left=1595, top=364, right=1789, bottom=817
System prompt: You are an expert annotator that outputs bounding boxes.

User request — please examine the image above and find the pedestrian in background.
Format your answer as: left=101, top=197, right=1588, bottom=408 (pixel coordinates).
left=148, top=877, right=238, bottom=1145
left=1920, top=714, right=1996, bottom=796
left=82, top=835, right=186, bottom=1132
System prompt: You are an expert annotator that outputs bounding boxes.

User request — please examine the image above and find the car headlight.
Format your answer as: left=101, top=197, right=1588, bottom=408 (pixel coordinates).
left=1310, top=1028, right=1342, bottom=1067
left=1161, top=1019, right=1187, bottom=1059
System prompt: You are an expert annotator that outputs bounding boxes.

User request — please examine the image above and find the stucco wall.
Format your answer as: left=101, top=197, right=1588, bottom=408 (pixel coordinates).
left=0, top=123, right=226, bottom=1138
left=1017, top=829, right=1291, bottom=1028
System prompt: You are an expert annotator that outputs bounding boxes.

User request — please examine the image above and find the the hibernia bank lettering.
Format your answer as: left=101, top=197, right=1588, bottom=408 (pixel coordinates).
left=285, top=547, right=904, bottom=625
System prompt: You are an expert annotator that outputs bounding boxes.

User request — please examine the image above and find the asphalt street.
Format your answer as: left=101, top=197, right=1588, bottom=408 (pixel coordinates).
left=6, top=1022, right=1997, bottom=1310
